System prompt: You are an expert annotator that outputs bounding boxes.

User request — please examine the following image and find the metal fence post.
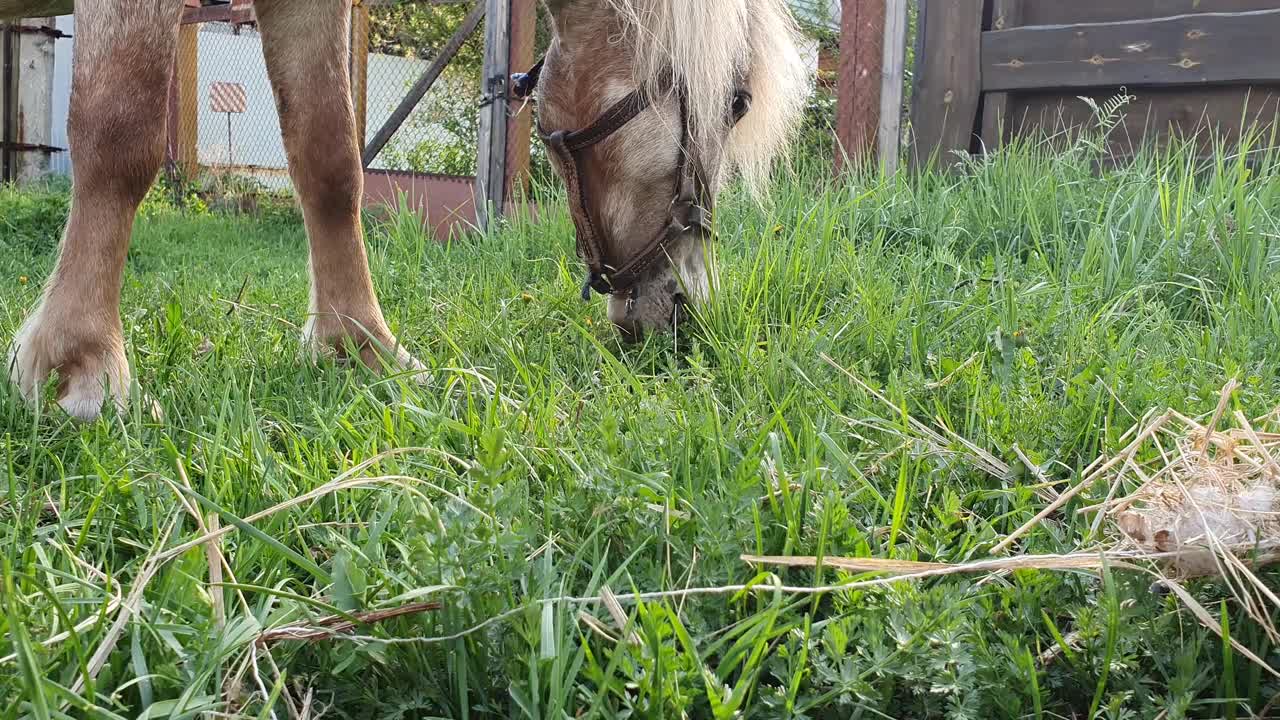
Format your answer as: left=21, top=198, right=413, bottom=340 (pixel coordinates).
left=475, top=0, right=511, bottom=230
left=504, top=0, right=536, bottom=205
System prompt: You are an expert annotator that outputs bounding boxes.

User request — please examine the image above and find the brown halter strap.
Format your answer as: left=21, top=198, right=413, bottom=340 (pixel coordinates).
left=513, top=59, right=712, bottom=298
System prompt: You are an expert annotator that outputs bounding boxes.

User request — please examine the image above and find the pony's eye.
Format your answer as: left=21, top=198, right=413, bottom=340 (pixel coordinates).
left=731, top=91, right=752, bottom=123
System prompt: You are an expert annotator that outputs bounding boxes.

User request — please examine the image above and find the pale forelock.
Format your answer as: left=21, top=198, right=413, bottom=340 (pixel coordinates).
left=605, top=0, right=811, bottom=196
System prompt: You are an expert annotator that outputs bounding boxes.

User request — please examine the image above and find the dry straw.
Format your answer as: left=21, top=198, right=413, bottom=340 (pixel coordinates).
left=807, top=361, right=1280, bottom=677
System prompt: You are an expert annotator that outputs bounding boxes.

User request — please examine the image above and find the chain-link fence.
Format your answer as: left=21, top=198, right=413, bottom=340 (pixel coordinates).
left=185, top=21, right=290, bottom=190
left=170, top=3, right=492, bottom=193
left=360, top=1, right=485, bottom=177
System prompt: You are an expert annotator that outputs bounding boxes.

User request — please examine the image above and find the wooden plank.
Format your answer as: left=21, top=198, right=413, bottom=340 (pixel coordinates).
left=909, top=0, right=984, bottom=170
left=475, top=0, right=510, bottom=228
left=0, top=1, right=74, bottom=17
left=361, top=0, right=485, bottom=168
left=983, top=9, right=1280, bottom=92
left=174, top=22, right=199, bottom=175
left=835, top=0, right=885, bottom=171
left=13, top=15, right=54, bottom=182
left=1019, top=0, right=1279, bottom=26
left=350, top=0, right=370, bottom=149
left=182, top=5, right=234, bottom=24
left=230, top=0, right=255, bottom=25
left=878, top=0, right=909, bottom=172
left=980, top=0, right=1021, bottom=151
left=1004, top=84, right=1280, bottom=160
left=504, top=0, right=535, bottom=203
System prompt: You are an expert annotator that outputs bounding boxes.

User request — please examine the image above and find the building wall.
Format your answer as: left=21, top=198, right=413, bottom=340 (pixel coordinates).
left=49, top=13, right=71, bottom=177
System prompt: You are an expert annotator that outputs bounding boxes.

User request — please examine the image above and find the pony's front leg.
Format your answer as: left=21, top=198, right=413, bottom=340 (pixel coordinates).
left=255, top=0, right=424, bottom=377
left=7, top=1, right=184, bottom=420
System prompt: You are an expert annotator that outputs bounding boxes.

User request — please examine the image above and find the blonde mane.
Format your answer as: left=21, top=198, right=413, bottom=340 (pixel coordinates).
left=604, top=0, right=811, bottom=195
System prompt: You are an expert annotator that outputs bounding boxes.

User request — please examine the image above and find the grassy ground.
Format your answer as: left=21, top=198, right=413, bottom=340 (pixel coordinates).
left=2, top=135, right=1280, bottom=719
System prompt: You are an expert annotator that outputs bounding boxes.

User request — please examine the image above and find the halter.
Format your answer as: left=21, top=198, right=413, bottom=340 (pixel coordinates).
left=512, top=58, right=712, bottom=299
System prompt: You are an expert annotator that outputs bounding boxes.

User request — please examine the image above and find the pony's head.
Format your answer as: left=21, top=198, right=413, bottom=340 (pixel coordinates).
left=527, top=0, right=809, bottom=338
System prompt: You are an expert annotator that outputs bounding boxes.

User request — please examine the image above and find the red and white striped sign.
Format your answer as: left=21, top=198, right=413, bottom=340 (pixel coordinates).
left=210, top=82, right=248, bottom=114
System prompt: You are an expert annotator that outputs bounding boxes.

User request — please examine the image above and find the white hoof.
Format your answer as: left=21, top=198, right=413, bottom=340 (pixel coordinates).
left=7, top=310, right=131, bottom=422
left=302, top=315, right=428, bottom=383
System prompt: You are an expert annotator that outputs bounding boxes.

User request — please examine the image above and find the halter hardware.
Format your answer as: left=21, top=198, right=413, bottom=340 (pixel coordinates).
left=512, top=56, right=712, bottom=298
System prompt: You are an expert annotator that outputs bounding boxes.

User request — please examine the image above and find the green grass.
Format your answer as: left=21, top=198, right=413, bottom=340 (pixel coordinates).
left=2, top=133, right=1280, bottom=719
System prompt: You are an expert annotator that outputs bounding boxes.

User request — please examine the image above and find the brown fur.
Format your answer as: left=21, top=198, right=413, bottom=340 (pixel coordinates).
left=5, top=0, right=803, bottom=415
left=533, top=0, right=806, bottom=335
left=6, top=0, right=421, bottom=421
left=536, top=1, right=730, bottom=335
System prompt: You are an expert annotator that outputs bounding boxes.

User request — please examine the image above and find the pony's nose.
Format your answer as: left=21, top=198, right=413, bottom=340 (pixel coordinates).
left=612, top=317, right=644, bottom=343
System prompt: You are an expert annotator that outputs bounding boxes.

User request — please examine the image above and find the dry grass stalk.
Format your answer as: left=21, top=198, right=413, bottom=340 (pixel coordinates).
left=578, top=611, right=620, bottom=644
left=743, top=551, right=1144, bottom=577
left=983, top=381, right=1280, bottom=676
left=820, top=353, right=1019, bottom=491
left=991, top=410, right=1173, bottom=554
left=1083, top=384, right=1280, bottom=577
left=1087, top=383, right=1280, bottom=654
left=743, top=544, right=1280, bottom=679
left=69, top=448, right=459, bottom=696
left=600, top=585, right=642, bottom=646
left=256, top=601, right=443, bottom=646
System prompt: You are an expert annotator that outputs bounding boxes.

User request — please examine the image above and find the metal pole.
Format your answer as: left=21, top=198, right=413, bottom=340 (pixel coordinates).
left=475, top=0, right=510, bottom=229
left=226, top=112, right=232, bottom=167
left=2, top=24, right=14, bottom=183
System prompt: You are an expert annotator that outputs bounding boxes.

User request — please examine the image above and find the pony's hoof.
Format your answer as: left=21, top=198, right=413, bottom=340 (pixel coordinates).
left=302, top=318, right=428, bottom=384
left=7, top=311, right=131, bottom=422
left=355, top=339, right=429, bottom=384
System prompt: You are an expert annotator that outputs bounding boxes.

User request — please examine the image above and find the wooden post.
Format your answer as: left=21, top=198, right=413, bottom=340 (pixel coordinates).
left=835, top=0, right=885, bottom=172
left=14, top=18, right=56, bottom=183
left=504, top=0, right=535, bottom=207
left=475, top=0, right=511, bottom=229
left=878, top=0, right=909, bottom=174
left=908, top=0, right=984, bottom=172
left=175, top=20, right=199, bottom=177
left=168, top=0, right=200, bottom=184
left=350, top=0, right=370, bottom=150
left=980, top=0, right=1020, bottom=152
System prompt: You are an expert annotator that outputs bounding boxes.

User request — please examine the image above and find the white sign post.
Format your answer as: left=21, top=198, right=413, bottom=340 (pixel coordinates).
left=209, top=81, right=247, bottom=167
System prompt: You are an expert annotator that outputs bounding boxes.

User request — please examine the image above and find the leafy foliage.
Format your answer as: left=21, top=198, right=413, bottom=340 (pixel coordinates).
left=0, top=181, right=70, bottom=255
left=369, top=2, right=485, bottom=68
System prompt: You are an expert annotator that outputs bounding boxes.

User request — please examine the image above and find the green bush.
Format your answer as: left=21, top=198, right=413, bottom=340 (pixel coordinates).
left=0, top=182, right=70, bottom=255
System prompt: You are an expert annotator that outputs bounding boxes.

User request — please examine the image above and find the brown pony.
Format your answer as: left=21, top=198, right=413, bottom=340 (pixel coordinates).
left=3, top=0, right=807, bottom=421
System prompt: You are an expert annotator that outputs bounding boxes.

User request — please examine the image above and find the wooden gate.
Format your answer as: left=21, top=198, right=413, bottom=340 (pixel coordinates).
left=911, top=0, right=1280, bottom=168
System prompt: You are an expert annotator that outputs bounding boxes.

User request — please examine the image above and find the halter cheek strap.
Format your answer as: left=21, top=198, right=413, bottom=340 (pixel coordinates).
left=512, top=58, right=712, bottom=298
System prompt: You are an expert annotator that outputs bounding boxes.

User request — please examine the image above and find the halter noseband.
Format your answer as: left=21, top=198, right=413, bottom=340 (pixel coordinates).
left=512, top=58, right=712, bottom=299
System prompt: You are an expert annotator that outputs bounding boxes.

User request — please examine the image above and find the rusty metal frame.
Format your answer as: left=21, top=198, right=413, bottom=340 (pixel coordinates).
left=6, top=24, right=70, bottom=39
left=0, top=141, right=64, bottom=152
left=2, top=24, right=13, bottom=182
left=182, top=0, right=256, bottom=27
